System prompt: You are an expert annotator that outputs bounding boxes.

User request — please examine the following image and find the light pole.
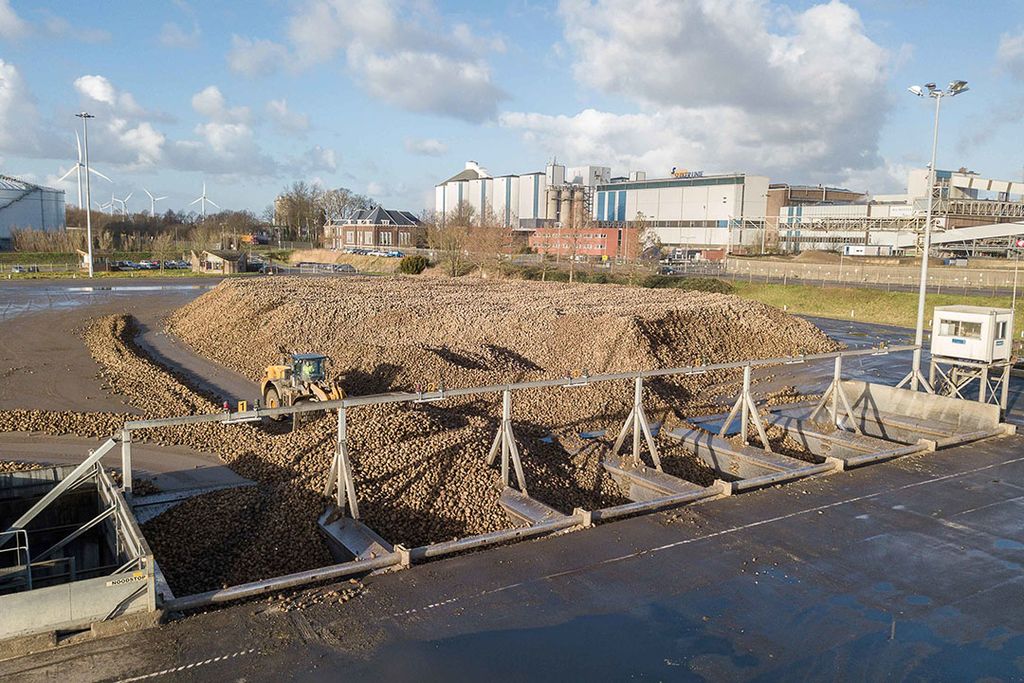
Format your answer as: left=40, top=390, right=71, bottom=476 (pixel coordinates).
left=76, top=112, right=96, bottom=278
left=903, top=80, right=969, bottom=391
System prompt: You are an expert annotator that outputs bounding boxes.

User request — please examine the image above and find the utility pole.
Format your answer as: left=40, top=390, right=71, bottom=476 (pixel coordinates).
left=905, top=80, right=968, bottom=391
left=76, top=112, right=96, bottom=278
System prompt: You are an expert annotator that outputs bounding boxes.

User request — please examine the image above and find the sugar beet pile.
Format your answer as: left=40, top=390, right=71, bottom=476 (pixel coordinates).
left=2, top=277, right=838, bottom=595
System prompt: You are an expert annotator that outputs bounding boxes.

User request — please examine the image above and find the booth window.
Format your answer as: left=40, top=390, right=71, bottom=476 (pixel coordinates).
left=938, top=319, right=982, bottom=339
left=997, top=321, right=1008, bottom=339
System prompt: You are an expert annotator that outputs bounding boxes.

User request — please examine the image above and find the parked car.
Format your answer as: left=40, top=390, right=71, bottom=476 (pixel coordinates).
left=137, top=260, right=160, bottom=270
left=260, top=263, right=282, bottom=275
left=332, top=263, right=356, bottom=273
left=11, top=265, right=39, bottom=273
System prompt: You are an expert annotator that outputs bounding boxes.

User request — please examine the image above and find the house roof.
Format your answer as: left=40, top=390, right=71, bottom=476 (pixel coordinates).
left=341, top=206, right=421, bottom=227
left=204, top=250, right=245, bottom=260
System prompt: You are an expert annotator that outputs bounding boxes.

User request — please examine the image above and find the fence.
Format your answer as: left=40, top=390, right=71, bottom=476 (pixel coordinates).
left=0, top=263, right=78, bottom=275
left=723, top=258, right=1024, bottom=294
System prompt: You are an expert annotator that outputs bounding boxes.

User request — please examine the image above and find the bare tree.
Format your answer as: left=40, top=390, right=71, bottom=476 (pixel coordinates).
left=426, top=202, right=473, bottom=277
left=626, top=211, right=660, bottom=285
left=319, top=187, right=373, bottom=223
left=151, top=232, right=176, bottom=270
left=467, top=203, right=511, bottom=277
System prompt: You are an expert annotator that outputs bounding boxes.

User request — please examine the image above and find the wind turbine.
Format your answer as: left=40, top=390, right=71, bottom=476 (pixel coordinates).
left=190, top=182, right=219, bottom=219
left=56, top=131, right=111, bottom=207
left=113, top=192, right=132, bottom=216
left=143, top=189, right=168, bottom=217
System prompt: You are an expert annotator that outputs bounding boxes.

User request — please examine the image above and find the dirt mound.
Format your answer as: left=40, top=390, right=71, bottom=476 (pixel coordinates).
left=1, top=278, right=837, bottom=596
left=169, top=277, right=836, bottom=391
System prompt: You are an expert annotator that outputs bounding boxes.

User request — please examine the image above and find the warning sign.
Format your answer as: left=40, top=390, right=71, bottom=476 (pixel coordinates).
left=106, top=572, right=146, bottom=587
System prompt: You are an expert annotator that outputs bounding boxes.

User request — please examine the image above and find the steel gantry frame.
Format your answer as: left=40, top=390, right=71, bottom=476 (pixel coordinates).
left=111, top=344, right=916, bottom=524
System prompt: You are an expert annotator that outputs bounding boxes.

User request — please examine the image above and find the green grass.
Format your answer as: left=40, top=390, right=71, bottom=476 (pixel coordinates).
left=0, top=252, right=78, bottom=264
left=732, top=282, right=1024, bottom=337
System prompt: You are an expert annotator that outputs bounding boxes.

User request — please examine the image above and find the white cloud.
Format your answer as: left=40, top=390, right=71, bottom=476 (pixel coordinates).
left=266, top=99, right=310, bottom=133
left=73, top=75, right=146, bottom=116
left=999, top=29, right=1024, bottom=80
left=294, top=145, right=337, bottom=173
left=106, top=118, right=165, bottom=166
left=160, top=21, right=200, bottom=48
left=41, top=12, right=110, bottom=43
left=404, top=137, right=448, bottom=156
left=0, top=0, right=28, bottom=39
left=191, top=85, right=250, bottom=123
left=501, top=0, right=891, bottom=184
left=168, top=86, right=276, bottom=175
left=0, top=60, right=40, bottom=154
left=227, top=35, right=290, bottom=77
left=227, top=0, right=507, bottom=121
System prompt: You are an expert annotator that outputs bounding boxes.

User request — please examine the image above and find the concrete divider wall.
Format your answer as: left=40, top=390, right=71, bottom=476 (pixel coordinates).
left=0, top=567, right=153, bottom=640
left=840, top=380, right=1001, bottom=432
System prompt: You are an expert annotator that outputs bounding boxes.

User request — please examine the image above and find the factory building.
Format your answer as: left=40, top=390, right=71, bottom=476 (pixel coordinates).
left=528, top=225, right=638, bottom=260
left=0, top=175, right=66, bottom=249
left=594, top=172, right=770, bottom=250
left=776, top=168, right=1024, bottom=255
left=435, top=161, right=610, bottom=230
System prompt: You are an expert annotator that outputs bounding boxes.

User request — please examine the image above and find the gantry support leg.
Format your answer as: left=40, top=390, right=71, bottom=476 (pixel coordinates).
left=324, top=408, right=359, bottom=519
left=809, top=356, right=862, bottom=434
left=486, top=390, right=528, bottom=493
left=719, top=365, right=774, bottom=452
left=609, top=377, right=662, bottom=471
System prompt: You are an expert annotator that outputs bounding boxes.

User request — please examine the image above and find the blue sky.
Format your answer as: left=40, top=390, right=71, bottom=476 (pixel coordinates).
left=1, top=0, right=1023, bottom=216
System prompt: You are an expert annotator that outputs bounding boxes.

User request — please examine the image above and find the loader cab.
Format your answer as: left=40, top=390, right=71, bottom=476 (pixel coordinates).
left=292, top=353, right=327, bottom=383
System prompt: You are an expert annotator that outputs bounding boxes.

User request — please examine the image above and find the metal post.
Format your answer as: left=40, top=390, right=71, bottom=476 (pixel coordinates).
left=337, top=407, right=358, bottom=518
left=120, top=429, right=132, bottom=496
left=911, top=93, right=943, bottom=390
left=740, top=365, right=751, bottom=444
left=632, top=378, right=642, bottom=465
left=830, top=356, right=841, bottom=425
left=501, top=390, right=511, bottom=486
left=1001, top=363, right=1010, bottom=412
left=980, top=366, right=988, bottom=404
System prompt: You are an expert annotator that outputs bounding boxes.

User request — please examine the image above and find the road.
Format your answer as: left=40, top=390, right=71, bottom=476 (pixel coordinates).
left=3, top=433, right=1023, bottom=681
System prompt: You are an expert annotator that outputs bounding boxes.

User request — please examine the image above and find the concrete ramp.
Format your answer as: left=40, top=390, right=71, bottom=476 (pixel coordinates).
left=602, top=454, right=706, bottom=503
left=498, top=488, right=570, bottom=526
left=766, top=413, right=929, bottom=468
left=838, top=381, right=1011, bottom=447
left=668, top=427, right=835, bottom=490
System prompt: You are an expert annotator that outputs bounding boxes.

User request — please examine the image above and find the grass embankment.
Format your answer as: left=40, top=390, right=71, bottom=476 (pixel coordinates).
left=733, top=282, right=1024, bottom=337
left=504, top=264, right=733, bottom=292
left=287, top=248, right=400, bottom=274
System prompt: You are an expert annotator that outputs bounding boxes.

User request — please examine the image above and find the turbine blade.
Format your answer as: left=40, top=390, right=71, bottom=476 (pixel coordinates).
left=190, top=197, right=202, bottom=205
left=124, top=192, right=132, bottom=202
left=57, top=167, right=77, bottom=182
left=89, top=167, right=112, bottom=182
left=155, top=196, right=168, bottom=201
left=76, top=131, right=82, bottom=161
left=206, top=199, right=220, bottom=209
left=144, top=189, right=153, bottom=200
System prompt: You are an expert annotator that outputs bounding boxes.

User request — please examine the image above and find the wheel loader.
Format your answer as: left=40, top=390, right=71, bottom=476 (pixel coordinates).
left=260, top=353, right=343, bottom=422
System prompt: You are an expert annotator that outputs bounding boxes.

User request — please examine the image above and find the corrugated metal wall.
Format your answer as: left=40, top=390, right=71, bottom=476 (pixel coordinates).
left=0, top=186, right=66, bottom=239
